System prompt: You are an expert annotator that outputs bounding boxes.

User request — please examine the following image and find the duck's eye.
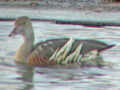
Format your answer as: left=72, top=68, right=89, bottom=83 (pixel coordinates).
left=14, top=28, right=17, bottom=31
left=22, top=22, right=25, bottom=26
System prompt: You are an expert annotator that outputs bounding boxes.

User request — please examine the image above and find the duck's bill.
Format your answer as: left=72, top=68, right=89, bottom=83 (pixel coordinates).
left=8, top=27, right=18, bottom=37
left=8, top=30, right=17, bottom=37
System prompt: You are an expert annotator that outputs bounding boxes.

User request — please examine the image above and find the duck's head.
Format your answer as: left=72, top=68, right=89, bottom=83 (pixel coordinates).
left=8, top=16, right=33, bottom=37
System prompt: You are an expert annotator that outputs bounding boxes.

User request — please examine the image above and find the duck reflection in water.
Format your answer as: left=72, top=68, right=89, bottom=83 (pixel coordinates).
left=16, top=64, right=34, bottom=90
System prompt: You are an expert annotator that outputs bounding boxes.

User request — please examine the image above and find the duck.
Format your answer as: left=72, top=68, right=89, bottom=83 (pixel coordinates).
left=8, top=16, right=115, bottom=67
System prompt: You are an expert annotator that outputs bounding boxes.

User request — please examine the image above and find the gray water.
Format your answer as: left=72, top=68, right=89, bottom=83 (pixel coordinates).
left=0, top=21, right=120, bottom=90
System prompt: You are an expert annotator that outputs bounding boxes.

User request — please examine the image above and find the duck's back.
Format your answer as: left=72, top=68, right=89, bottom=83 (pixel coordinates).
left=28, top=38, right=114, bottom=66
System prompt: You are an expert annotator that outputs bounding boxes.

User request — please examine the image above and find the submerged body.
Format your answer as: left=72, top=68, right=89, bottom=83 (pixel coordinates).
left=8, top=16, right=115, bottom=67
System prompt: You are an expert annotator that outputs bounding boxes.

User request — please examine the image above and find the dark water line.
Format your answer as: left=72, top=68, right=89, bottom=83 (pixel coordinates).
left=55, top=20, right=120, bottom=27
left=0, top=18, right=120, bottom=27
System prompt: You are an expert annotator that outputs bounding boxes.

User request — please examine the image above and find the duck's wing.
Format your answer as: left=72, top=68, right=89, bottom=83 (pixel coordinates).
left=74, top=39, right=115, bottom=55
left=29, top=38, right=76, bottom=66
left=29, top=38, right=115, bottom=66
left=29, top=38, right=69, bottom=66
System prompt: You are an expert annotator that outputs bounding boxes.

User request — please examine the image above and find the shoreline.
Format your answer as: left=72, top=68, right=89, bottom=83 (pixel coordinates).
left=0, top=1, right=120, bottom=26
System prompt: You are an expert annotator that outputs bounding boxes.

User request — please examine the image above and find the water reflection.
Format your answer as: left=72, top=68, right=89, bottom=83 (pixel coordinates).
left=0, top=21, right=120, bottom=90
left=16, top=64, right=34, bottom=90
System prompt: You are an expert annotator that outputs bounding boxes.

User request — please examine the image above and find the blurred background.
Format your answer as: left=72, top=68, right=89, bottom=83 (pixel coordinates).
left=0, top=0, right=120, bottom=90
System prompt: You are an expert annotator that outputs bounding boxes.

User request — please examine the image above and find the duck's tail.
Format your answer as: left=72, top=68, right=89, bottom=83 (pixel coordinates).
left=99, top=45, right=115, bottom=52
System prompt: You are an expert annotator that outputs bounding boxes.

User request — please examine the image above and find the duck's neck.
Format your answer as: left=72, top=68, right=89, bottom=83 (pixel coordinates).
left=14, top=31, right=34, bottom=63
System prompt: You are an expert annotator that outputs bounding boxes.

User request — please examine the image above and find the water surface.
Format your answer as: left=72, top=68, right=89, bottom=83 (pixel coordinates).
left=0, top=21, right=120, bottom=90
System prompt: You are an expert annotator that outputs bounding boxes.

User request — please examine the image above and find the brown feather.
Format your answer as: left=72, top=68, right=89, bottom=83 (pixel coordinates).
left=29, top=56, right=57, bottom=66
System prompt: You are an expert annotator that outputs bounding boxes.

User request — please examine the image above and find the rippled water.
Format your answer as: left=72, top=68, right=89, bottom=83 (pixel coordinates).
left=0, top=21, right=120, bottom=90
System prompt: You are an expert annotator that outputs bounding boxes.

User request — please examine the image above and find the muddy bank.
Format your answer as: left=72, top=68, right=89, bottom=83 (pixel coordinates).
left=0, top=1, right=120, bottom=26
